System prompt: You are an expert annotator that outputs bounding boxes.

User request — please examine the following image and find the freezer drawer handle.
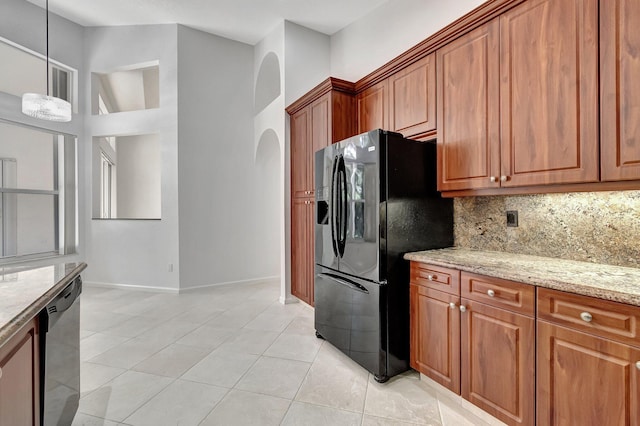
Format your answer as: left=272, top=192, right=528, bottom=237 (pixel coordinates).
left=318, top=273, right=369, bottom=294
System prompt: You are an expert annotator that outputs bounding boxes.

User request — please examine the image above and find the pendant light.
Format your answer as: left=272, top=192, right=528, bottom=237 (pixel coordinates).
left=21, top=0, right=72, bottom=122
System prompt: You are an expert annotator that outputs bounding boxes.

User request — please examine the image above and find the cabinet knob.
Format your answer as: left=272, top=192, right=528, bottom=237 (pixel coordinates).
left=636, top=361, right=640, bottom=371
left=459, top=305, right=467, bottom=313
left=580, top=312, right=593, bottom=323
left=449, top=302, right=457, bottom=310
left=0, top=366, right=2, bottom=379
left=427, top=274, right=436, bottom=281
left=487, top=289, right=495, bottom=297
left=500, top=175, right=508, bottom=182
left=490, top=176, right=497, bottom=183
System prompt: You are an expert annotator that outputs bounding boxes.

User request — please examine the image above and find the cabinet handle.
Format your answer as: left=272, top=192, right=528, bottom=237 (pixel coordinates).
left=427, top=274, right=436, bottom=281
left=487, top=289, right=495, bottom=297
left=490, top=176, right=497, bottom=183
left=580, top=312, right=593, bottom=323
left=459, top=305, right=467, bottom=313
left=449, top=302, right=457, bottom=310
left=0, top=366, right=2, bottom=379
left=500, top=175, right=508, bottom=182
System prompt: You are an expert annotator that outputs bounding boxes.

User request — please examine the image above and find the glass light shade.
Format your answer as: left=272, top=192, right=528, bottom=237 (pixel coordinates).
left=22, top=93, right=72, bottom=122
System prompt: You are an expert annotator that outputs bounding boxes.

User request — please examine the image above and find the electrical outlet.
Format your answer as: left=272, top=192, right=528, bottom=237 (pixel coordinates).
left=506, top=210, right=518, bottom=227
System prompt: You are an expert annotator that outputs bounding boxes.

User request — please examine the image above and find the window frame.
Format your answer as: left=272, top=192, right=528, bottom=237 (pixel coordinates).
left=0, top=119, right=77, bottom=264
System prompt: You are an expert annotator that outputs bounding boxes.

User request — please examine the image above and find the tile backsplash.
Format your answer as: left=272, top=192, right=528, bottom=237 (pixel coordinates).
left=454, top=190, right=640, bottom=268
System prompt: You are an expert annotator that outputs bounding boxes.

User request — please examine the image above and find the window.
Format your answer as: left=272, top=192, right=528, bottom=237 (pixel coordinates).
left=0, top=38, right=77, bottom=111
left=51, top=66, right=70, bottom=102
left=92, top=134, right=161, bottom=219
left=100, top=153, right=114, bottom=218
left=0, top=120, right=76, bottom=262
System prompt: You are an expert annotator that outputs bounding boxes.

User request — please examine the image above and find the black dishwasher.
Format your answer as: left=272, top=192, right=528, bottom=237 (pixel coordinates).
left=40, top=276, right=82, bottom=426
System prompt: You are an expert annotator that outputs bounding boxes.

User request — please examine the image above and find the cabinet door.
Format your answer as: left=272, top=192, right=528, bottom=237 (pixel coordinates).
left=461, top=300, right=534, bottom=426
left=291, top=108, right=311, bottom=198
left=330, top=91, right=357, bottom=143
left=0, top=318, right=39, bottom=426
left=537, top=321, right=640, bottom=426
left=437, top=20, right=501, bottom=191
left=601, top=0, right=640, bottom=181
left=410, top=284, right=460, bottom=393
left=310, top=95, right=330, bottom=196
left=357, top=80, right=389, bottom=133
left=499, top=0, right=598, bottom=187
left=390, top=54, right=436, bottom=137
left=291, top=198, right=314, bottom=305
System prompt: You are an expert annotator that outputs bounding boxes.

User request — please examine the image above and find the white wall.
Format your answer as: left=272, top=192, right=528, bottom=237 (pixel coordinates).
left=283, top=21, right=331, bottom=106
left=330, top=0, right=487, bottom=81
left=115, top=134, right=161, bottom=218
left=253, top=23, right=288, bottom=301
left=177, top=25, right=273, bottom=289
left=0, top=0, right=85, bottom=268
left=84, top=24, right=180, bottom=291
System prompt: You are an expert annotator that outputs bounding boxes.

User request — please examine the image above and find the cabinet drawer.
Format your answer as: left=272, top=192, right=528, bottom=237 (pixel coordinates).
left=410, top=263, right=460, bottom=295
left=538, top=288, right=640, bottom=348
left=461, top=272, right=535, bottom=317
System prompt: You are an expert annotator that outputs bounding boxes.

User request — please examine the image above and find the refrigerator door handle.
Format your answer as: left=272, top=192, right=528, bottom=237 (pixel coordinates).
left=337, top=155, right=348, bottom=257
left=317, top=272, right=369, bottom=294
left=330, top=155, right=339, bottom=258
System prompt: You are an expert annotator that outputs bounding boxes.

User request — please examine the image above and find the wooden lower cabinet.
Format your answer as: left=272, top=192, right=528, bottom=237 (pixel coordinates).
left=537, top=321, right=640, bottom=425
left=291, top=198, right=314, bottom=305
left=0, top=317, right=40, bottom=426
left=410, top=265, right=534, bottom=426
left=410, top=284, right=460, bottom=393
left=461, top=300, right=535, bottom=426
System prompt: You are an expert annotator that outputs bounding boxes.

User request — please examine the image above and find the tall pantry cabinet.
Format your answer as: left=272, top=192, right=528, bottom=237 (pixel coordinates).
left=286, top=78, right=356, bottom=306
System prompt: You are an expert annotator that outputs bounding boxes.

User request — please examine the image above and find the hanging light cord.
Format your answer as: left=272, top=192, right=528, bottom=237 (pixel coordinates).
left=46, top=0, right=50, bottom=96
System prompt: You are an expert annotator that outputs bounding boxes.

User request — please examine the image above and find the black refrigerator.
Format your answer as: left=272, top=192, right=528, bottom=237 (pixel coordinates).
left=314, top=129, right=453, bottom=382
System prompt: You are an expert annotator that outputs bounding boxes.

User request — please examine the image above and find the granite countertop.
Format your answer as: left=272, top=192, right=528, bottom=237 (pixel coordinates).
left=0, top=262, right=87, bottom=347
left=404, top=248, right=640, bottom=307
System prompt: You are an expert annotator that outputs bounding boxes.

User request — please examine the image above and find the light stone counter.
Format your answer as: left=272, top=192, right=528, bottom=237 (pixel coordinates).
left=404, top=248, right=640, bottom=307
left=0, top=262, right=87, bottom=347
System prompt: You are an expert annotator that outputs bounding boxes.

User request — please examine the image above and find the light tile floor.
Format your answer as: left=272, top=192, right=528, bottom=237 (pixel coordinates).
left=74, top=280, right=506, bottom=426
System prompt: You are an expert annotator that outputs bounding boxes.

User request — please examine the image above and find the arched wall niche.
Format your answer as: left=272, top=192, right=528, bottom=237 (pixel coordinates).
left=254, top=52, right=281, bottom=114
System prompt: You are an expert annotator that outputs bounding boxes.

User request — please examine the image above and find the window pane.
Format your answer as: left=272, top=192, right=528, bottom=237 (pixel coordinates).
left=0, top=122, right=56, bottom=191
left=52, top=67, right=70, bottom=102
left=1, top=193, right=56, bottom=258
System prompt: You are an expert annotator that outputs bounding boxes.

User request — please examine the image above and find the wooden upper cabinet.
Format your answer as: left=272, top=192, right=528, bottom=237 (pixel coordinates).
left=357, top=80, right=389, bottom=133
left=310, top=95, right=330, bottom=194
left=390, top=54, right=437, bottom=138
left=438, top=0, right=600, bottom=192
left=291, top=108, right=311, bottom=198
left=437, top=20, right=501, bottom=191
left=601, top=0, right=640, bottom=181
left=499, top=0, right=599, bottom=187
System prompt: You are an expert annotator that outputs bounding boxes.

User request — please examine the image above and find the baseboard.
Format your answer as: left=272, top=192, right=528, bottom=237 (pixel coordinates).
left=83, top=281, right=180, bottom=294
left=84, top=276, right=280, bottom=294
left=179, top=276, right=280, bottom=293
